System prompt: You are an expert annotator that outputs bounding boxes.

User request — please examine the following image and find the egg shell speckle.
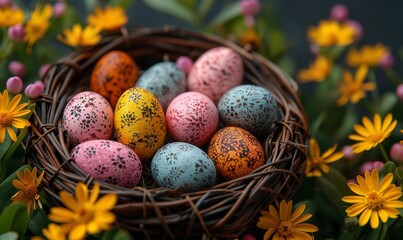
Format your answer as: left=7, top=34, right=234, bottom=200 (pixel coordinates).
left=166, top=92, right=219, bottom=147
left=90, top=50, right=139, bottom=109
left=135, top=61, right=186, bottom=110
left=151, top=142, right=216, bottom=192
left=208, top=127, right=265, bottom=180
left=218, top=85, right=278, bottom=136
left=188, top=47, right=244, bottom=104
left=62, top=91, right=114, bottom=146
left=114, top=87, right=166, bottom=161
left=71, top=140, right=142, bottom=188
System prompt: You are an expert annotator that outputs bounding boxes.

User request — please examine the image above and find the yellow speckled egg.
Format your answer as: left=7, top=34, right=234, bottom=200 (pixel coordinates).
left=208, top=126, right=265, bottom=180
left=114, top=87, right=166, bottom=161
left=90, top=50, right=139, bottom=109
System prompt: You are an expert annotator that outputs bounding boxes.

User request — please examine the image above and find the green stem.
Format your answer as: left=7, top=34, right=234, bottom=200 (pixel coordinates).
left=368, top=68, right=380, bottom=112
left=379, top=144, right=391, bottom=162
left=377, top=222, right=385, bottom=240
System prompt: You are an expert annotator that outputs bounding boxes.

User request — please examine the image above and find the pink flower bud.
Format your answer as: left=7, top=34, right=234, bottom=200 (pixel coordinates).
left=8, top=60, right=26, bottom=77
left=6, top=76, right=23, bottom=94
left=241, top=234, right=256, bottom=240
left=176, top=56, right=193, bottom=74
left=53, top=2, right=66, bottom=18
left=395, top=84, right=403, bottom=101
left=7, top=24, right=25, bottom=42
left=378, top=52, right=394, bottom=69
left=0, top=0, right=11, bottom=8
left=240, top=0, right=261, bottom=16
left=390, top=143, right=403, bottom=162
left=372, top=161, right=384, bottom=171
left=347, top=20, right=363, bottom=40
left=39, top=63, right=51, bottom=78
left=330, top=4, right=349, bottom=21
left=244, top=15, right=256, bottom=27
left=25, top=81, right=45, bottom=99
left=360, top=162, right=374, bottom=176
left=347, top=178, right=357, bottom=184
left=342, top=145, right=355, bottom=160
left=309, top=43, right=320, bottom=55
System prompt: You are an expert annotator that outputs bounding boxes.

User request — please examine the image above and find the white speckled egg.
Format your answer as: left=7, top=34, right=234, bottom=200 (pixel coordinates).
left=218, top=85, right=278, bottom=136
left=188, top=47, right=244, bottom=104
left=135, top=62, right=186, bottom=110
left=151, top=142, right=216, bottom=192
left=63, top=91, right=114, bottom=146
left=166, top=92, right=218, bottom=147
left=71, top=140, right=142, bottom=188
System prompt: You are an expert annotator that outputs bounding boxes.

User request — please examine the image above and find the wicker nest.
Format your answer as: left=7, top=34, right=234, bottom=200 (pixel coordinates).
left=26, top=27, right=309, bottom=239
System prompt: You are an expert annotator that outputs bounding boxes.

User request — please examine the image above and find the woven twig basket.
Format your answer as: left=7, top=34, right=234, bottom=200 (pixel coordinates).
left=26, top=27, right=308, bottom=239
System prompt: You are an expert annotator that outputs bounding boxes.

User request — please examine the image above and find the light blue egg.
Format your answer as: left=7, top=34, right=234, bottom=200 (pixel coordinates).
left=136, top=62, right=186, bottom=110
left=151, top=142, right=216, bottom=192
left=217, top=85, right=278, bottom=136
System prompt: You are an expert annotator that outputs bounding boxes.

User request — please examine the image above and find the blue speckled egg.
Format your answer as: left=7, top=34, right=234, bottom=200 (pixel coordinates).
left=151, top=142, right=216, bottom=192
left=218, top=85, right=278, bottom=135
left=135, top=62, right=186, bottom=110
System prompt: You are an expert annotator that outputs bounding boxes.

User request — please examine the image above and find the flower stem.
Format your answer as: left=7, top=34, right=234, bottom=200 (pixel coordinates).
left=379, top=144, right=391, bottom=162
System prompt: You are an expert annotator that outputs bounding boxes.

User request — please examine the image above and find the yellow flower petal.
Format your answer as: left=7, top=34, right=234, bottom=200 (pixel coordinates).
left=370, top=211, right=379, bottom=229
left=358, top=208, right=372, bottom=226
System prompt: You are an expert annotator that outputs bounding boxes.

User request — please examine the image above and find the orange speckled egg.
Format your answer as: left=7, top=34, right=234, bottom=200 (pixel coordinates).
left=90, top=50, right=139, bottom=109
left=208, top=126, right=265, bottom=180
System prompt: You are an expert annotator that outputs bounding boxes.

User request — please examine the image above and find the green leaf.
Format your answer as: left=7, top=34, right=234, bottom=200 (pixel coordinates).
left=367, top=223, right=388, bottom=240
left=1, top=145, right=25, bottom=182
left=109, top=0, right=135, bottom=8
left=112, top=229, right=134, bottom=240
left=0, top=135, right=11, bottom=161
left=379, top=93, right=398, bottom=116
left=142, top=0, right=196, bottom=25
left=101, top=228, right=118, bottom=240
left=317, top=168, right=350, bottom=209
left=0, top=232, right=18, bottom=240
left=380, top=161, right=396, bottom=178
left=28, top=208, right=49, bottom=236
left=0, top=203, right=28, bottom=237
left=209, top=1, right=241, bottom=25
left=324, top=167, right=351, bottom=196
left=197, top=0, right=214, bottom=20
left=177, top=0, right=196, bottom=10
left=395, top=167, right=403, bottom=183
left=0, top=165, right=29, bottom=213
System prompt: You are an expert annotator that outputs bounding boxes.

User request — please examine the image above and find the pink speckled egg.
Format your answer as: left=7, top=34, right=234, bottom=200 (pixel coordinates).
left=63, top=91, right=114, bottom=146
left=71, top=140, right=142, bottom=188
left=166, top=92, right=219, bottom=147
left=188, top=47, right=244, bottom=104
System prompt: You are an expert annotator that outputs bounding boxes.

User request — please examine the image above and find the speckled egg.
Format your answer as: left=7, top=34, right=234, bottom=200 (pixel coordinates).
left=62, top=91, right=114, bottom=146
left=135, top=61, right=186, bottom=110
left=188, top=47, right=244, bottom=104
left=90, top=50, right=139, bottom=109
left=208, top=127, right=265, bottom=180
left=114, top=87, right=166, bottom=161
left=166, top=92, right=219, bottom=147
left=151, top=142, right=216, bottom=192
left=71, top=140, right=142, bottom=188
left=218, top=85, right=278, bottom=136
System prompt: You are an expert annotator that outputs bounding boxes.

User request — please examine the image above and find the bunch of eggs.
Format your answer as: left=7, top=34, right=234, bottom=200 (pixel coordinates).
left=62, top=47, right=279, bottom=192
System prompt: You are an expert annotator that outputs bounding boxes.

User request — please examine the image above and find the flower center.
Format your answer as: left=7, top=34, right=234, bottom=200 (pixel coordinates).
left=277, top=220, right=293, bottom=237
left=369, top=133, right=383, bottom=143
left=78, top=204, right=95, bottom=223
left=0, top=112, right=13, bottom=128
left=366, top=192, right=384, bottom=210
left=25, top=185, right=38, bottom=200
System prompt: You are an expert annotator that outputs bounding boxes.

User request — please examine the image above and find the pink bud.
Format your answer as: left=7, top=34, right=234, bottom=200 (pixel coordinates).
left=378, top=52, right=394, bottom=69
left=360, top=162, right=374, bottom=176
left=241, top=234, right=256, bottom=240
left=25, top=81, right=45, bottom=99
left=372, top=161, right=384, bottom=171
left=395, top=84, right=403, bottom=101
left=8, top=61, right=26, bottom=77
left=347, top=178, right=357, bottom=184
left=240, top=0, right=261, bottom=16
left=0, top=0, right=11, bottom=8
left=390, top=143, right=403, bottom=162
left=309, top=43, right=320, bottom=55
left=330, top=4, right=349, bottom=22
left=347, top=20, right=363, bottom=40
left=342, top=145, right=355, bottom=160
left=53, top=2, right=66, bottom=18
left=244, top=15, right=255, bottom=27
left=6, top=76, right=23, bottom=94
left=7, top=24, right=25, bottom=42
left=39, top=63, right=51, bottom=78
left=176, top=56, right=193, bottom=74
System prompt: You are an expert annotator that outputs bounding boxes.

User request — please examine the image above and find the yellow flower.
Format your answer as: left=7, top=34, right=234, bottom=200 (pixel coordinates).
left=24, top=4, right=53, bottom=53
left=257, top=200, right=318, bottom=240
left=337, top=65, right=376, bottom=106
left=43, top=224, right=67, bottom=240
left=307, top=20, right=356, bottom=47
left=346, top=44, right=390, bottom=67
left=11, top=167, right=45, bottom=215
left=58, top=24, right=102, bottom=47
left=238, top=28, right=261, bottom=50
left=342, top=169, right=403, bottom=229
left=87, top=6, right=128, bottom=31
left=0, top=89, right=31, bottom=143
left=48, top=182, right=117, bottom=240
left=349, top=113, right=397, bottom=154
left=0, top=6, right=25, bottom=27
left=297, top=55, right=332, bottom=83
left=305, top=138, right=344, bottom=177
